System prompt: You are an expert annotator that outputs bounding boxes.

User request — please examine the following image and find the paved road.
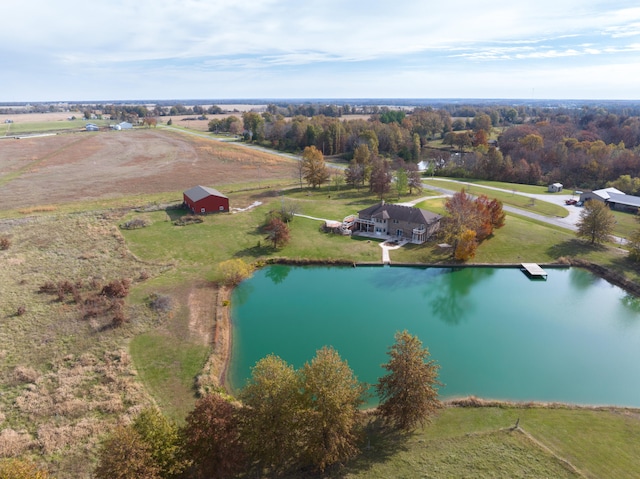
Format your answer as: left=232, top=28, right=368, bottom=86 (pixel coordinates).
left=422, top=179, right=579, bottom=230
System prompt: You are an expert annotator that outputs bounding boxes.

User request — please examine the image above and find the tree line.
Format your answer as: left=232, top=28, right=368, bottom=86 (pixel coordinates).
left=90, top=331, right=441, bottom=479
left=205, top=104, right=640, bottom=192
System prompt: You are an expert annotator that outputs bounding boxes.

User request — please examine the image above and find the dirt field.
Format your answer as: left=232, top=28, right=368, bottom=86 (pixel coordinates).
left=0, top=128, right=296, bottom=211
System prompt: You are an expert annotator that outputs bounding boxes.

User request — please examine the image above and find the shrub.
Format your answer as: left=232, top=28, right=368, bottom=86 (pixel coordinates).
left=148, top=293, right=173, bottom=313
left=38, top=281, right=57, bottom=294
left=111, top=301, right=127, bottom=328
left=218, top=259, right=253, bottom=286
left=101, top=279, right=131, bottom=298
left=16, top=306, right=26, bottom=316
left=0, top=236, right=10, bottom=250
left=82, top=295, right=111, bottom=319
left=121, top=218, right=150, bottom=230
left=13, top=366, right=39, bottom=384
left=173, top=214, right=203, bottom=226
left=56, top=280, right=75, bottom=302
left=0, top=458, right=50, bottom=479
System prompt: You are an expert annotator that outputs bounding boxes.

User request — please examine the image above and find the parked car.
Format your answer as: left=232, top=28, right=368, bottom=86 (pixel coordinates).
left=576, top=201, right=584, bottom=207
left=565, top=199, right=577, bottom=205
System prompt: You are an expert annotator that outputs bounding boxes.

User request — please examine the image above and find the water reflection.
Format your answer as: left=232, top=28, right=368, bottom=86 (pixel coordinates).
left=427, top=268, right=495, bottom=325
left=265, top=265, right=291, bottom=285
left=232, top=281, right=254, bottom=307
left=368, top=265, right=447, bottom=291
left=569, top=267, right=599, bottom=291
left=621, top=294, right=640, bottom=313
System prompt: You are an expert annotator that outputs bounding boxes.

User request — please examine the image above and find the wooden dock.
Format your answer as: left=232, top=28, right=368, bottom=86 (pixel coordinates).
left=521, top=263, right=548, bottom=279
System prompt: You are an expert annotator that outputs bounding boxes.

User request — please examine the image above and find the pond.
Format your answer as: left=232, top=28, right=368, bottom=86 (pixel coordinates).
left=229, top=265, right=640, bottom=407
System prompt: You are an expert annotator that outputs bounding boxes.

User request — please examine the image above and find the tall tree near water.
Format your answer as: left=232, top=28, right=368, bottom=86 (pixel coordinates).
left=300, top=346, right=366, bottom=472
left=132, top=407, right=186, bottom=479
left=376, top=331, right=442, bottom=430
left=440, top=189, right=480, bottom=252
left=576, top=200, right=616, bottom=244
left=440, top=190, right=505, bottom=259
left=180, top=394, right=246, bottom=479
left=240, top=355, right=304, bottom=474
left=94, top=425, right=160, bottom=479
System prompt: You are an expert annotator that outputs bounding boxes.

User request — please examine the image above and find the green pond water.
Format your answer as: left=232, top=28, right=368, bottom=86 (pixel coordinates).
left=229, top=266, right=640, bottom=407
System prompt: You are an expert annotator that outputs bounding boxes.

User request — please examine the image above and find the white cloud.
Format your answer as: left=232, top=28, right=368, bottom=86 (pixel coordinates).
left=3, top=0, right=640, bottom=100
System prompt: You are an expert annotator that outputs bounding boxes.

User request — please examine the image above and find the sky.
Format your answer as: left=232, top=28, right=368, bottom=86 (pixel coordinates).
left=3, top=0, right=640, bottom=102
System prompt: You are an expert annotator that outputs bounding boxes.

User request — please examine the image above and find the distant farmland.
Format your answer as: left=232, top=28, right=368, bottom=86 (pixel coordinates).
left=0, top=128, right=296, bottom=211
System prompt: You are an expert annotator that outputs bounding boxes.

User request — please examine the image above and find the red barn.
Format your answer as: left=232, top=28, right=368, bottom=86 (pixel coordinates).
left=183, top=185, right=229, bottom=214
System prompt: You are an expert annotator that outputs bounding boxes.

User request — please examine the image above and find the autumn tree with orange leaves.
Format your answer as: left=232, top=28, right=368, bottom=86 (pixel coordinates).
left=440, top=189, right=505, bottom=261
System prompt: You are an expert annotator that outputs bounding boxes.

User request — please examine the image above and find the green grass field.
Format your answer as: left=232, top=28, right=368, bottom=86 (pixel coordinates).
left=320, top=406, right=640, bottom=479
left=2, top=119, right=110, bottom=135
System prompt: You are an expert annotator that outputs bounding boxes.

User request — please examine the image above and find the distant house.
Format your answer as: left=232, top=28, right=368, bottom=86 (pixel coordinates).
left=183, top=185, right=229, bottom=214
left=417, top=160, right=429, bottom=172
left=353, top=201, right=441, bottom=244
left=548, top=183, right=563, bottom=193
left=85, top=123, right=99, bottom=131
left=118, top=121, right=133, bottom=130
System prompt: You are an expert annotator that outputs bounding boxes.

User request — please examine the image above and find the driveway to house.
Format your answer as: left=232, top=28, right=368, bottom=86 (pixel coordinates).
left=421, top=178, right=627, bottom=245
left=422, top=178, right=582, bottom=230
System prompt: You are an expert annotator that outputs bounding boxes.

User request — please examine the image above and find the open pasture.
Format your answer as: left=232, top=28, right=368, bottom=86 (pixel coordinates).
left=0, top=128, right=296, bottom=211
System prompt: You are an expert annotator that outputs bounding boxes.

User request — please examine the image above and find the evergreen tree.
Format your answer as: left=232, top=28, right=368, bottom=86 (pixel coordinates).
left=240, top=355, right=304, bottom=473
left=300, top=347, right=366, bottom=471
left=376, top=331, right=442, bottom=430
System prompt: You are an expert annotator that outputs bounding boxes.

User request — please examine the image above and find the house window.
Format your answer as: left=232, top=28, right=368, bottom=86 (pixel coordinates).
left=219, top=205, right=224, bottom=211
left=201, top=208, right=205, bottom=213
left=393, top=219, right=399, bottom=224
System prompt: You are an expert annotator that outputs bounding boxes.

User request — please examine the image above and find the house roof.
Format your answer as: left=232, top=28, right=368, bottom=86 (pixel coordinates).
left=183, top=185, right=228, bottom=202
left=358, top=202, right=441, bottom=224
left=606, top=193, right=640, bottom=208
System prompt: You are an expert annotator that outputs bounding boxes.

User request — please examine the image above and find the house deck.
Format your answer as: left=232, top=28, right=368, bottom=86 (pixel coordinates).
left=521, top=263, right=548, bottom=279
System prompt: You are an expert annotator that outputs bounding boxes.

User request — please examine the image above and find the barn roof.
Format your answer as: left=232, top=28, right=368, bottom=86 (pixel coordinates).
left=607, top=193, right=640, bottom=208
left=358, top=202, right=441, bottom=224
left=183, top=185, right=228, bottom=202
left=591, top=187, right=625, bottom=200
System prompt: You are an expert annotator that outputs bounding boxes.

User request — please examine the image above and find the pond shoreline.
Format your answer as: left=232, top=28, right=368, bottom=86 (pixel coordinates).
left=207, top=259, right=640, bottom=402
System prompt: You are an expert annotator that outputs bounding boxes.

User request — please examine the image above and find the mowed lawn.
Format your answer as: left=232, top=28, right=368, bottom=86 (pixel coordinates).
left=320, top=406, right=640, bottom=479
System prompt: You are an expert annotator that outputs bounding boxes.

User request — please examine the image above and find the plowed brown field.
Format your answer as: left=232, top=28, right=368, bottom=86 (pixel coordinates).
left=0, top=128, right=295, bottom=210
